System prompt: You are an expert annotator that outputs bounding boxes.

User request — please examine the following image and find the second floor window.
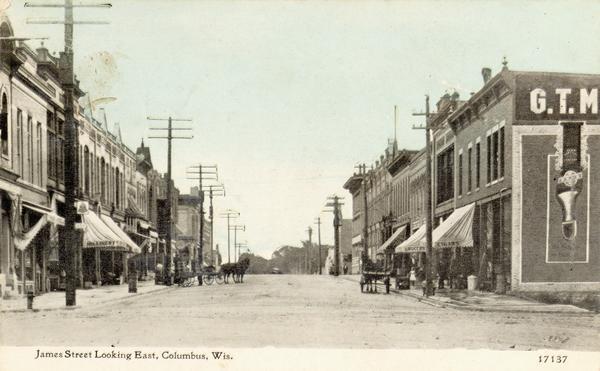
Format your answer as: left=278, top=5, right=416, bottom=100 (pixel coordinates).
left=437, top=145, right=454, bottom=204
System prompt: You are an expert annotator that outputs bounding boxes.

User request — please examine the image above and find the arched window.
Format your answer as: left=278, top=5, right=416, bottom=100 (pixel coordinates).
left=83, top=146, right=90, bottom=194
left=1, top=93, right=8, bottom=156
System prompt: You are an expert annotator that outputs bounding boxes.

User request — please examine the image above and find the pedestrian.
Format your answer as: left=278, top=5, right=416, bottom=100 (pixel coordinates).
left=343, top=264, right=348, bottom=275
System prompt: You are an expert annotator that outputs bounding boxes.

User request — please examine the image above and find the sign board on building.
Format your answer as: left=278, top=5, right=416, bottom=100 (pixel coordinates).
left=515, top=74, right=600, bottom=122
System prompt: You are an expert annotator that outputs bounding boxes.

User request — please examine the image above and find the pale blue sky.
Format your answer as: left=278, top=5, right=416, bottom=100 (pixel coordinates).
left=5, top=0, right=600, bottom=258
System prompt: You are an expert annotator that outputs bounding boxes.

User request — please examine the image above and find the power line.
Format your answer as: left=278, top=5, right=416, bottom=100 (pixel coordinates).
left=147, top=116, right=193, bottom=286
left=24, top=0, right=111, bottom=307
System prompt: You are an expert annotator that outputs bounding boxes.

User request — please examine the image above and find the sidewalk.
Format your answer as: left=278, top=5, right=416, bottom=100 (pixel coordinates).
left=339, top=274, right=591, bottom=314
left=0, top=280, right=175, bottom=313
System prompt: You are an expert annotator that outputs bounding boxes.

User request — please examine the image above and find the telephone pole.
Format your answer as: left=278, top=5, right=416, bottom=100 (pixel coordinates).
left=235, top=241, right=248, bottom=258
left=230, top=224, right=245, bottom=262
left=305, top=226, right=313, bottom=274
left=24, top=0, right=111, bottom=306
left=187, top=164, right=218, bottom=278
left=206, top=184, right=225, bottom=265
left=147, top=116, right=193, bottom=285
left=220, top=209, right=239, bottom=263
left=412, top=95, right=435, bottom=297
left=325, top=195, right=344, bottom=276
left=314, top=217, right=322, bottom=274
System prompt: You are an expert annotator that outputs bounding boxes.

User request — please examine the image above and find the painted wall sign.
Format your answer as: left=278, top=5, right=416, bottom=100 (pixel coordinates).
left=515, top=74, right=600, bottom=122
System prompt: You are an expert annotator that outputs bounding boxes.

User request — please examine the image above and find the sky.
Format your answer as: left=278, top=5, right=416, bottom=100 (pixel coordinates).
left=3, top=0, right=600, bottom=259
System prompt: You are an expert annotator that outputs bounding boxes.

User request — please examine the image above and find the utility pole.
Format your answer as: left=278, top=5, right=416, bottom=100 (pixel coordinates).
left=230, top=224, right=245, bottom=262
left=220, top=210, right=239, bottom=263
left=147, top=116, right=193, bottom=285
left=325, top=195, right=344, bottom=276
left=235, top=241, right=248, bottom=259
left=306, top=226, right=313, bottom=274
left=412, top=95, right=435, bottom=297
left=314, top=217, right=322, bottom=274
left=207, top=184, right=225, bottom=265
left=186, top=164, right=218, bottom=280
left=24, top=0, right=111, bottom=306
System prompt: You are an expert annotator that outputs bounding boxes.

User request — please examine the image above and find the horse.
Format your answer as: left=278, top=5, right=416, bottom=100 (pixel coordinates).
left=233, top=257, right=250, bottom=283
left=219, top=257, right=251, bottom=284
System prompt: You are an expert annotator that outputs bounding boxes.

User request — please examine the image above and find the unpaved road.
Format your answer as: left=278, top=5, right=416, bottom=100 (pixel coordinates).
left=1, top=275, right=599, bottom=350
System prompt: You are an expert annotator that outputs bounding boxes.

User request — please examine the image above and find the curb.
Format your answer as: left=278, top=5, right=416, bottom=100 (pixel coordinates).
left=0, top=285, right=175, bottom=314
left=329, top=275, right=594, bottom=315
left=394, top=290, right=595, bottom=316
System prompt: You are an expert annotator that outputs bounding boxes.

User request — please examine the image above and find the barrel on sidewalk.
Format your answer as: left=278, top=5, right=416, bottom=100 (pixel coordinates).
left=128, top=272, right=138, bottom=293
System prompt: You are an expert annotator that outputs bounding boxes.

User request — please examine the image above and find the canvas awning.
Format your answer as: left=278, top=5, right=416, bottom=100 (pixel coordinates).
left=82, top=211, right=129, bottom=252
left=377, top=225, right=407, bottom=254
left=395, top=203, right=476, bottom=253
left=432, top=203, right=475, bottom=249
left=23, top=202, right=64, bottom=226
left=395, top=224, right=426, bottom=253
left=100, top=214, right=142, bottom=254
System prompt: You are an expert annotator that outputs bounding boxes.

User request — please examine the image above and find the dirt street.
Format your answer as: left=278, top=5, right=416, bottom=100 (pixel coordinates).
left=1, top=275, right=599, bottom=350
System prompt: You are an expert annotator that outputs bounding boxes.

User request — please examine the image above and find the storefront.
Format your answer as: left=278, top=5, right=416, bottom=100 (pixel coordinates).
left=80, top=204, right=140, bottom=286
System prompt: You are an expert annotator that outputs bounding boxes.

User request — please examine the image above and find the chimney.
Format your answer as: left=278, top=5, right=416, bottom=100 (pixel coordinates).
left=482, top=67, right=492, bottom=84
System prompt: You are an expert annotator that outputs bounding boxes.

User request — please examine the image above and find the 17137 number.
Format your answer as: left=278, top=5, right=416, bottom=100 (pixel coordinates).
left=538, top=355, right=568, bottom=364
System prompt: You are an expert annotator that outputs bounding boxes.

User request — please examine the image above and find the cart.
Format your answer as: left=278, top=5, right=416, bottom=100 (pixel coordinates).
left=200, top=265, right=224, bottom=286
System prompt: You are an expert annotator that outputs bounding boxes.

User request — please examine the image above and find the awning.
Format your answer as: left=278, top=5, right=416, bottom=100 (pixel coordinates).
left=23, top=202, right=64, bottom=226
left=82, top=211, right=129, bottom=252
left=14, top=214, right=48, bottom=251
left=100, top=214, right=142, bottom=254
left=432, top=203, right=475, bottom=249
left=395, top=224, right=426, bottom=253
left=377, top=225, right=407, bottom=254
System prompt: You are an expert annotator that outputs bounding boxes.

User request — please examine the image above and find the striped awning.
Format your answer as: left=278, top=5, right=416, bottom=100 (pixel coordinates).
left=82, top=211, right=129, bottom=252
left=377, top=225, right=407, bottom=254
left=100, top=214, right=142, bottom=254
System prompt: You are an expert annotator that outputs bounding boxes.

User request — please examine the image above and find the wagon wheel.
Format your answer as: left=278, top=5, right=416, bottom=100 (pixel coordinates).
left=215, top=273, right=224, bottom=285
left=203, top=273, right=214, bottom=285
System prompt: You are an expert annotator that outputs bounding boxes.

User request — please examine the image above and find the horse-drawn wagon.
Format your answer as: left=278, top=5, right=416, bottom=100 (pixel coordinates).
left=360, top=254, right=392, bottom=294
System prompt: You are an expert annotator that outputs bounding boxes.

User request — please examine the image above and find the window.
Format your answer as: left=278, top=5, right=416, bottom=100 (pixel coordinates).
left=16, top=109, right=22, bottom=174
left=499, top=126, right=505, bottom=178
left=0, top=93, right=8, bottom=156
left=476, top=141, right=481, bottom=188
left=436, top=145, right=454, bottom=203
left=486, top=134, right=492, bottom=184
left=458, top=150, right=463, bottom=196
left=83, top=146, right=90, bottom=194
left=27, top=116, right=33, bottom=182
left=37, top=122, right=42, bottom=186
left=492, top=130, right=499, bottom=181
left=467, top=145, right=473, bottom=192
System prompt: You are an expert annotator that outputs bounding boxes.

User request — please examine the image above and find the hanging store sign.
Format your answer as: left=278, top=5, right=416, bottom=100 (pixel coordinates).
left=515, top=74, right=600, bottom=122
